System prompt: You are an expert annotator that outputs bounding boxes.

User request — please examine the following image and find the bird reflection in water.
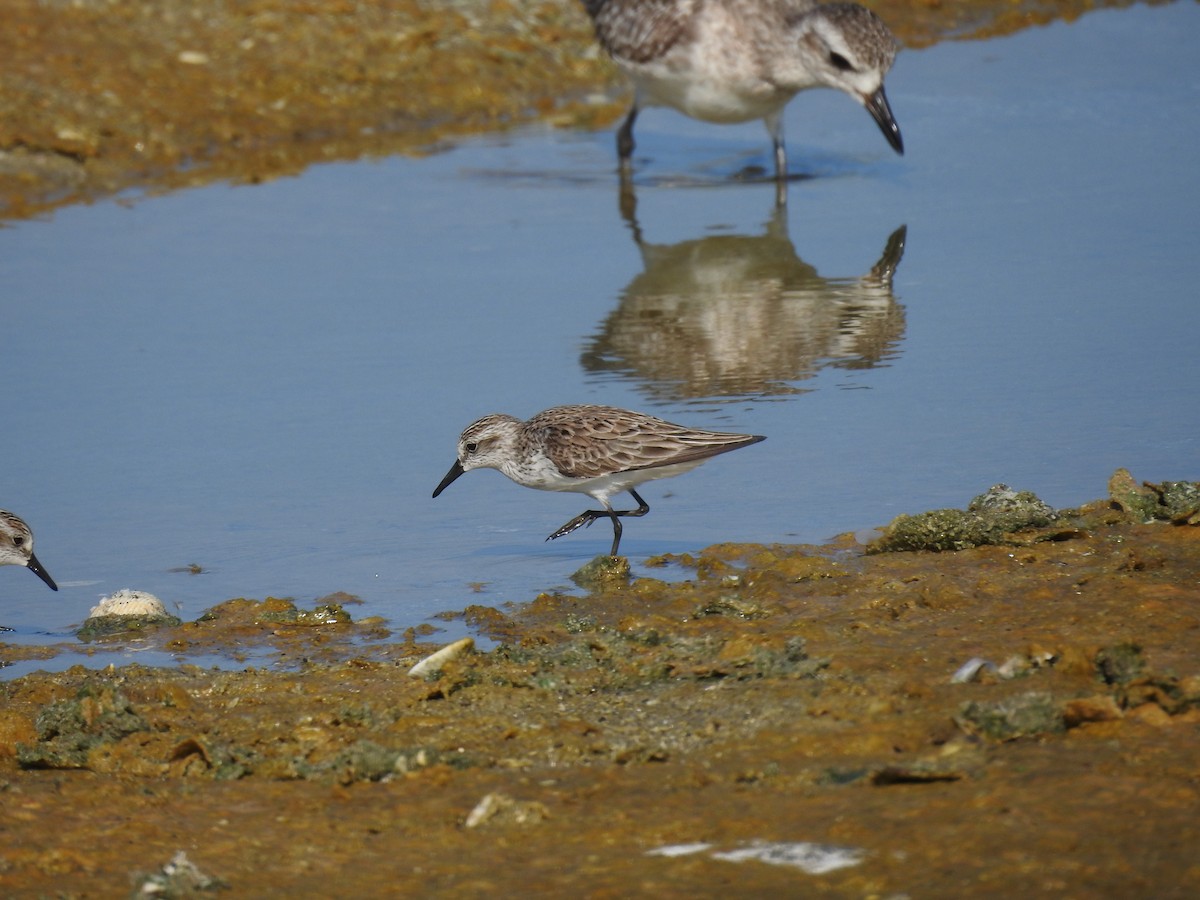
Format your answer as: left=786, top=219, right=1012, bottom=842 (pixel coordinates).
left=583, top=191, right=907, bottom=401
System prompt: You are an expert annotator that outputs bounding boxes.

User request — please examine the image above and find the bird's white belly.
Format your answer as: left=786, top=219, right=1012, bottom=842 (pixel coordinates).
left=513, top=453, right=707, bottom=504
left=634, top=70, right=786, bottom=123
left=624, top=48, right=792, bottom=123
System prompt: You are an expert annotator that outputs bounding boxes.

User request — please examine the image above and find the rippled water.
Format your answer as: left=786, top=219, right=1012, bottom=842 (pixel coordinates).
left=2, top=2, right=1197, bottom=675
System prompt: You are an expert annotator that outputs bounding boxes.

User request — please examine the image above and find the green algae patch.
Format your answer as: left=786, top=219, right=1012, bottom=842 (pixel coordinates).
left=570, top=554, right=632, bottom=590
left=76, top=612, right=184, bottom=641
left=196, top=596, right=353, bottom=627
left=301, top=740, right=476, bottom=785
left=955, top=691, right=1066, bottom=741
left=161, top=594, right=381, bottom=665
left=868, top=484, right=1061, bottom=553
left=493, top=629, right=826, bottom=693
left=17, top=682, right=149, bottom=769
left=1095, top=641, right=1146, bottom=686
left=1109, top=468, right=1200, bottom=524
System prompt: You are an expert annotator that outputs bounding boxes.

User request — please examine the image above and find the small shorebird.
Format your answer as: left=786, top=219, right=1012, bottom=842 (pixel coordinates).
left=581, top=0, right=904, bottom=179
left=433, top=404, right=765, bottom=557
left=0, top=509, right=58, bottom=591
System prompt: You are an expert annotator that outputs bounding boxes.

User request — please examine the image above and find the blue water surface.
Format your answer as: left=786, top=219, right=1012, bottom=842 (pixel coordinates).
left=2, top=2, right=1197, bottom=675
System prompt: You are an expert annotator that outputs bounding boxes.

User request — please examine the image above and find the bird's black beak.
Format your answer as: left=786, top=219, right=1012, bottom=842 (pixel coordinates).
left=864, top=86, right=904, bottom=155
left=27, top=552, right=58, bottom=591
left=432, top=460, right=465, bottom=498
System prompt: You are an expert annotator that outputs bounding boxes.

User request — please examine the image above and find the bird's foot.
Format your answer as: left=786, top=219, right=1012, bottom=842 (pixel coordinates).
left=546, top=511, right=602, bottom=541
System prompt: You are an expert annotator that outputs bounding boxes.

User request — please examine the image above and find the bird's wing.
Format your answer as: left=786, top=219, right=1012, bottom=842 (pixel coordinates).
left=532, top=406, right=762, bottom=478
left=582, top=0, right=697, bottom=64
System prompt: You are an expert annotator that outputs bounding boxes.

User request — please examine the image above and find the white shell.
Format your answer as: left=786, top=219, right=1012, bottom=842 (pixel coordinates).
left=88, top=589, right=168, bottom=619
left=407, top=637, right=474, bottom=677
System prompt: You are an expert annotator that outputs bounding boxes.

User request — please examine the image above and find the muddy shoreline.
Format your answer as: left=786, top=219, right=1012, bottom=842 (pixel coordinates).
left=0, top=0, right=1148, bottom=221
left=3, top=474, right=1199, bottom=895
left=4, top=0, right=1193, bottom=895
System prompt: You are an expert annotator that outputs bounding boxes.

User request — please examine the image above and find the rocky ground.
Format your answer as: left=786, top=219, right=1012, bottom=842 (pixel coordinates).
left=2, top=1, right=1192, bottom=896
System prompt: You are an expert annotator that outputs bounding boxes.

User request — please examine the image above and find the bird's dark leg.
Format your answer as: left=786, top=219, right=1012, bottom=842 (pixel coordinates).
left=765, top=111, right=787, bottom=180
left=617, top=104, right=638, bottom=176
left=765, top=111, right=788, bottom=206
left=606, top=513, right=623, bottom=558
left=546, top=490, right=651, bottom=557
left=604, top=489, right=650, bottom=556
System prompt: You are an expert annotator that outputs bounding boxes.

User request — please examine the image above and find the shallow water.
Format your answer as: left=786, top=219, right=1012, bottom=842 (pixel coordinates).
left=2, top=2, right=1197, bottom=675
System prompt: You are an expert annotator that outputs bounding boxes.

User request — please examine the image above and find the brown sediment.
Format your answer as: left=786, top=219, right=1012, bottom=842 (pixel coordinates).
left=0, top=0, right=1159, bottom=221
left=2, top=480, right=1199, bottom=895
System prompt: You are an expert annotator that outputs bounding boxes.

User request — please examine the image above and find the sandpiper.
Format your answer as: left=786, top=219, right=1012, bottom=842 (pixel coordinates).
left=581, top=0, right=904, bottom=179
left=432, top=404, right=765, bottom=557
left=0, top=509, right=58, bottom=591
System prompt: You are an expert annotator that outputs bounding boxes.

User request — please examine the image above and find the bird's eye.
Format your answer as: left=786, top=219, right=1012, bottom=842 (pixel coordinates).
left=465, top=441, right=479, bottom=454
left=13, top=536, right=24, bottom=547
left=829, top=52, right=853, bottom=71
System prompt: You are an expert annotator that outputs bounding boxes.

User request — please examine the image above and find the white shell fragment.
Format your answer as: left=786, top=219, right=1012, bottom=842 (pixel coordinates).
left=407, top=636, right=475, bottom=677
left=951, top=650, right=1057, bottom=683
left=709, top=841, right=866, bottom=874
left=464, top=792, right=549, bottom=828
left=645, top=843, right=714, bottom=858
left=950, top=657, right=995, bottom=683
left=88, top=589, right=168, bottom=619
left=646, top=841, right=866, bottom=874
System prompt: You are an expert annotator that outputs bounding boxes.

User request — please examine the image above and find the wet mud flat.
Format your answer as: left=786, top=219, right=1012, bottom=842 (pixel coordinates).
left=0, top=0, right=1144, bottom=221
left=3, top=476, right=1199, bottom=896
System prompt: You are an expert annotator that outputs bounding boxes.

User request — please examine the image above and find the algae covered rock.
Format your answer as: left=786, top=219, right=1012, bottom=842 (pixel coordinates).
left=955, top=691, right=1065, bottom=741
left=868, top=484, right=1059, bottom=553
left=77, top=589, right=182, bottom=640
left=570, top=554, right=632, bottom=590
left=196, top=596, right=353, bottom=627
left=1109, top=468, right=1200, bottom=524
left=17, top=681, right=148, bottom=769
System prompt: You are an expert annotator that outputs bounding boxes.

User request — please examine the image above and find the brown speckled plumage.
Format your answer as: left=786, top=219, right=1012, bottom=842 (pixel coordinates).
left=528, top=405, right=760, bottom=478
left=583, top=0, right=697, bottom=64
